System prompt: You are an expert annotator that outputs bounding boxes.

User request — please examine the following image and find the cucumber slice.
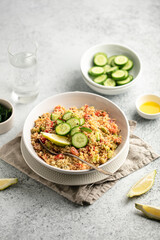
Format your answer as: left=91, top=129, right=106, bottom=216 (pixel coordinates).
left=108, top=55, right=117, bottom=65
left=116, top=75, right=133, bottom=85
left=88, top=67, right=104, bottom=76
left=122, top=59, right=133, bottom=71
left=62, top=112, right=72, bottom=121
left=51, top=113, right=60, bottom=121
left=103, top=65, right=111, bottom=74
left=72, top=132, right=88, bottom=148
left=41, top=132, right=71, bottom=146
left=79, top=117, right=85, bottom=126
left=94, top=53, right=108, bottom=66
left=66, top=117, right=80, bottom=129
left=55, top=123, right=71, bottom=136
left=81, top=127, right=92, bottom=133
left=123, top=70, right=129, bottom=79
left=94, top=74, right=107, bottom=84
left=70, top=126, right=80, bottom=136
left=112, top=70, right=126, bottom=80
left=103, top=78, right=116, bottom=87
left=111, top=59, right=117, bottom=67
left=57, top=119, right=63, bottom=125
left=105, top=66, right=119, bottom=74
left=88, top=68, right=92, bottom=75
left=114, top=55, right=128, bottom=66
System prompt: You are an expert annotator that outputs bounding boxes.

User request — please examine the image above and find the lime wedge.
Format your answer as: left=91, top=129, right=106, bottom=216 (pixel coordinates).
left=0, top=178, right=18, bottom=190
left=41, top=132, right=71, bottom=146
left=127, top=170, right=156, bottom=197
left=135, top=203, right=160, bottom=221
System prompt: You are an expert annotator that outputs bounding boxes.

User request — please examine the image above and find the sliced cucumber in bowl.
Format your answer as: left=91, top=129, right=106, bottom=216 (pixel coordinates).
left=116, top=75, right=133, bottom=85
left=94, top=52, right=108, bottom=66
left=103, top=78, right=116, bottom=87
left=94, top=74, right=107, bottom=84
left=114, top=55, right=128, bottom=66
left=88, top=52, right=134, bottom=87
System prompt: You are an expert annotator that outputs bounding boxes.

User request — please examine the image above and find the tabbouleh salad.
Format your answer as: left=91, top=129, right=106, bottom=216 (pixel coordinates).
left=31, top=105, right=122, bottom=170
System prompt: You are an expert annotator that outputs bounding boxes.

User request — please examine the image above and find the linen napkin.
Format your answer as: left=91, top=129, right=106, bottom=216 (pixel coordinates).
left=0, top=121, right=159, bottom=205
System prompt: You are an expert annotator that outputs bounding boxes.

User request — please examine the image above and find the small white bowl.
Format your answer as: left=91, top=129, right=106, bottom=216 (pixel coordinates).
left=80, top=43, right=141, bottom=95
left=0, top=99, right=14, bottom=134
left=136, top=94, right=160, bottom=119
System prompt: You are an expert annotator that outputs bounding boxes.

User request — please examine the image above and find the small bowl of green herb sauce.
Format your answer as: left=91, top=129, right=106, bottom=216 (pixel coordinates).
left=0, top=99, right=14, bottom=134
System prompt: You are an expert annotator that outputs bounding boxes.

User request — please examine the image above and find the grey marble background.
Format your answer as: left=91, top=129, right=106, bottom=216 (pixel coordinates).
left=0, top=0, right=160, bottom=239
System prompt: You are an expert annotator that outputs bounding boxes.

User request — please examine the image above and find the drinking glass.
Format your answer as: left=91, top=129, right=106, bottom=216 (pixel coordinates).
left=8, top=38, right=39, bottom=104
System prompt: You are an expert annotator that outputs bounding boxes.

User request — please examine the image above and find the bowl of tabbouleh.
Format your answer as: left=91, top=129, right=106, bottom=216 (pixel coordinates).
left=23, top=92, right=129, bottom=174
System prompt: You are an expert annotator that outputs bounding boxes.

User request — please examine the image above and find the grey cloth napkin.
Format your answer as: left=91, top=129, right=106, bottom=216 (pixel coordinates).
left=0, top=121, right=159, bottom=205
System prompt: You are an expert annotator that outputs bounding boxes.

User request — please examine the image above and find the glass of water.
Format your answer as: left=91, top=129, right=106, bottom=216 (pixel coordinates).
left=8, top=38, right=39, bottom=104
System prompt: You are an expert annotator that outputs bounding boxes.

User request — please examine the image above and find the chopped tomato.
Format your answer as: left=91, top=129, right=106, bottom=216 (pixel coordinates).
left=84, top=114, right=90, bottom=120
left=114, top=137, right=122, bottom=144
left=75, top=162, right=84, bottom=168
left=70, top=147, right=79, bottom=156
left=95, top=110, right=106, bottom=117
left=109, top=124, right=117, bottom=134
left=95, top=111, right=101, bottom=117
left=41, top=137, right=47, bottom=143
left=54, top=154, right=64, bottom=160
left=102, top=111, right=107, bottom=116
left=85, top=145, right=90, bottom=151
left=84, top=104, right=89, bottom=111
left=54, top=106, right=61, bottom=110
left=50, top=121, right=54, bottom=127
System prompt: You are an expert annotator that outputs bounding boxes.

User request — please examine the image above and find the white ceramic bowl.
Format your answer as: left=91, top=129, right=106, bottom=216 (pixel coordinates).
left=136, top=94, right=160, bottom=119
left=80, top=43, right=141, bottom=95
left=0, top=99, right=14, bottom=134
left=22, top=92, right=129, bottom=174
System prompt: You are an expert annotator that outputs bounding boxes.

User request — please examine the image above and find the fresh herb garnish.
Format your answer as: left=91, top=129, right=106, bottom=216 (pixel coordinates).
left=0, top=104, right=12, bottom=123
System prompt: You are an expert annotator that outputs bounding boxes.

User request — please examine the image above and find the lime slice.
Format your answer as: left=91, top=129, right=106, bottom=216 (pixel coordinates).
left=127, top=170, right=156, bottom=197
left=135, top=203, right=160, bottom=221
left=0, top=178, right=18, bottom=190
left=41, top=132, right=71, bottom=146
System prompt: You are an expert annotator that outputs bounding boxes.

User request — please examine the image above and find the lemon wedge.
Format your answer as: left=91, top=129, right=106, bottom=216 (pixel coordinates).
left=0, top=178, right=18, bottom=190
left=41, top=132, right=71, bottom=146
left=135, top=203, right=160, bottom=221
left=127, top=170, right=156, bottom=197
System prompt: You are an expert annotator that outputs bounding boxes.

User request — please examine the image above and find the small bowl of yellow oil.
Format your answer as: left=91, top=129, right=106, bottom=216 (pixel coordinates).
left=136, top=94, right=160, bottom=119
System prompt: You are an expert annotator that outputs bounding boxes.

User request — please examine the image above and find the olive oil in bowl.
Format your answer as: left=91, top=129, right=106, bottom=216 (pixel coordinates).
left=139, top=101, right=160, bottom=114
left=136, top=94, right=160, bottom=119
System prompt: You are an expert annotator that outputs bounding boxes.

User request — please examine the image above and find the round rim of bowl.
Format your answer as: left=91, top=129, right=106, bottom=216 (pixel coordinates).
left=23, top=91, right=130, bottom=174
left=136, top=94, right=160, bottom=117
left=0, top=99, right=14, bottom=125
left=80, top=43, right=141, bottom=90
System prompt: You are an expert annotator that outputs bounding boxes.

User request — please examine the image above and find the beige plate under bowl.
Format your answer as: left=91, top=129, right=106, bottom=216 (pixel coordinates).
left=21, top=138, right=129, bottom=186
